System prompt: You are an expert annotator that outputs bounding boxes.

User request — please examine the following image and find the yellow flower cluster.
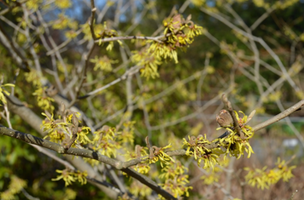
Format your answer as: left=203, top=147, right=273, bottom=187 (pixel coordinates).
left=159, top=161, right=193, bottom=199
left=134, top=14, right=204, bottom=79
left=25, top=70, right=55, bottom=112
left=41, top=109, right=92, bottom=148
left=162, top=14, right=204, bottom=48
left=124, top=146, right=150, bottom=174
left=245, top=157, right=296, bottom=190
left=183, top=110, right=255, bottom=169
left=95, top=22, right=120, bottom=51
left=54, top=0, right=71, bottom=9
left=132, top=48, right=162, bottom=79
left=52, top=169, right=87, bottom=186
left=76, top=126, right=92, bottom=145
left=117, top=121, right=136, bottom=145
left=92, top=126, right=121, bottom=158
left=90, top=56, right=118, bottom=72
left=148, top=144, right=175, bottom=168
left=96, top=22, right=118, bottom=39
left=33, top=87, right=55, bottom=112
left=218, top=111, right=255, bottom=159
left=128, top=180, right=152, bottom=198
left=183, top=134, right=220, bottom=168
left=200, top=158, right=230, bottom=185
left=52, top=14, right=78, bottom=30
left=26, top=0, right=43, bottom=11
left=41, top=112, right=69, bottom=143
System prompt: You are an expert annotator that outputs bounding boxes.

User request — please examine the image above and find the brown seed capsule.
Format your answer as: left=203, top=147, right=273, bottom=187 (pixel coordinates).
left=216, top=109, right=233, bottom=128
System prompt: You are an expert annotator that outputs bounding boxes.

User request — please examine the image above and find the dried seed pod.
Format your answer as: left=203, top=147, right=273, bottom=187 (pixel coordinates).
left=216, top=109, right=233, bottom=128
left=45, top=85, right=58, bottom=97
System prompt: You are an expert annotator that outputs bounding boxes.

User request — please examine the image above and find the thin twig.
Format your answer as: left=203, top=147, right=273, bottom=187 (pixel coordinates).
left=68, top=0, right=97, bottom=108
left=94, top=35, right=164, bottom=44
left=78, top=66, right=140, bottom=99
left=252, top=99, right=304, bottom=132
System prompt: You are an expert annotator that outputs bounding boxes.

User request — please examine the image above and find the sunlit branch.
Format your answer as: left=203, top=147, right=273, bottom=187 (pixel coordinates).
left=78, top=66, right=140, bottom=99
left=0, top=125, right=176, bottom=200
left=94, top=35, right=164, bottom=44
left=67, top=0, right=98, bottom=108
left=250, top=5, right=276, bottom=31
left=35, top=11, right=71, bottom=90
left=252, top=99, right=304, bottom=132
left=149, top=87, right=233, bottom=131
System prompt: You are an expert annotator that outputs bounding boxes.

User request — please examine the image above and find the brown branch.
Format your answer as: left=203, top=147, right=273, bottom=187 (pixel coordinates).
left=68, top=0, right=97, bottom=108
left=121, top=168, right=176, bottom=200
left=0, top=23, right=29, bottom=70
left=0, top=124, right=176, bottom=199
left=252, top=99, right=304, bottom=132
left=94, top=35, right=164, bottom=44
left=5, top=94, right=303, bottom=199
left=0, top=126, right=131, bottom=198
left=89, top=0, right=97, bottom=40
left=77, top=66, right=140, bottom=99
left=6, top=96, right=123, bottom=199
left=63, top=113, right=79, bottom=150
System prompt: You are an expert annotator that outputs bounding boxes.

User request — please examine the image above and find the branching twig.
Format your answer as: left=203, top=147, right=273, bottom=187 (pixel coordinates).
left=0, top=124, right=176, bottom=199
left=78, top=66, right=140, bottom=99
left=68, top=0, right=97, bottom=108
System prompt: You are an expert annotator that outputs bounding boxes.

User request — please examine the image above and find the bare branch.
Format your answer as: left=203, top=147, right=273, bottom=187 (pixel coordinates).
left=78, top=66, right=140, bottom=99
left=253, top=99, right=304, bottom=132
left=94, top=35, right=164, bottom=44
left=68, top=0, right=97, bottom=108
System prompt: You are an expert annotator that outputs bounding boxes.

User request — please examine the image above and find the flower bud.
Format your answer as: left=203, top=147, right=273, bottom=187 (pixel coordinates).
left=216, top=109, right=233, bottom=128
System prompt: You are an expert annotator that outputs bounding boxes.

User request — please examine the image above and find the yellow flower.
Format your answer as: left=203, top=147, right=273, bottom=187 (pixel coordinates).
left=52, top=169, right=87, bottom=186
left=92, top=126, right=120, bottom=158
left=41, top=112, right=69, bottom=143
left=148, top=144, right=175, bottom=168
left=54, top=0, right=71, bottom=9
left=33, top=86, right=55, bottom=111
left=129, top=180, right=152, bottom=198
left=159, top=162, right=192, bottom=199
left=52, top=169, right=76, bottom=186
left=76, top=127, right=92, bottom=144
left=0, top=83, right=15, bottom=104
left=90, top=56, right=118, bottom=72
